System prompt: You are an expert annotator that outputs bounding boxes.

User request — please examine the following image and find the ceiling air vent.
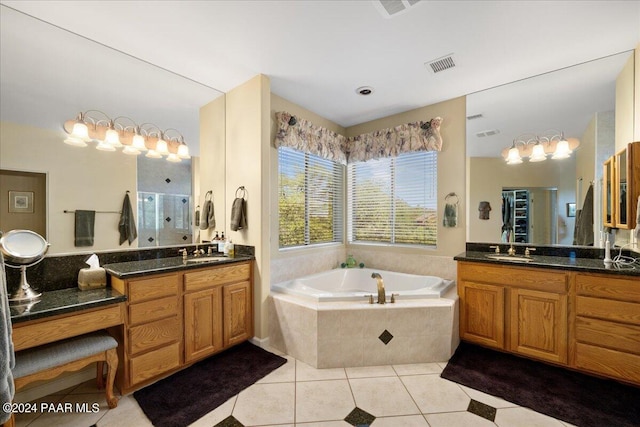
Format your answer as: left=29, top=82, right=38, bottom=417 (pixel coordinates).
left=476, top=129, right=500, bottom=138
left=466, top=113, right=484, bottom=120
left=374, top=0, right=422, bottom=18
left=426, top=54, right=456, bottom=74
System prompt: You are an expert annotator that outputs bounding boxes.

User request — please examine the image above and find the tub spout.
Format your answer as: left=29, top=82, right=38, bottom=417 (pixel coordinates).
left=371, top=272, right=386, bottom=304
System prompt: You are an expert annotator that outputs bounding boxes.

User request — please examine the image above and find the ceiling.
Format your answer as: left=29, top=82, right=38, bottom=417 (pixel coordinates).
left=1, top=1, right=639, bottom=157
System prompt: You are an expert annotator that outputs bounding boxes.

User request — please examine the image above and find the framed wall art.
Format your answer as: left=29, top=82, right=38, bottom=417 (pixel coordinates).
left=9, top=190, right=34, bottom=213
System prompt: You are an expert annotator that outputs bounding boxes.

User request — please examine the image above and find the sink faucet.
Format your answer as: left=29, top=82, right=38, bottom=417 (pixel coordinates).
left=371, top=273, right=386, bottom=304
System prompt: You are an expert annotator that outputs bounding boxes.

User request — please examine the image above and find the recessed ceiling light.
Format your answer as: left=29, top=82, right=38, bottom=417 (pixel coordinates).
left=356, top=86, right=374, bottom=96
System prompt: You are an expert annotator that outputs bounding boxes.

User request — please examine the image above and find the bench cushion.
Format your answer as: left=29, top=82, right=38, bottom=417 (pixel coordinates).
left=13, top=331, right=117, bottom=379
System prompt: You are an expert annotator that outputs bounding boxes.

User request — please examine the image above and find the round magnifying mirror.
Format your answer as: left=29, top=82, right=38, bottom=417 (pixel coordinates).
left=0, top=229, right=49, bottom=304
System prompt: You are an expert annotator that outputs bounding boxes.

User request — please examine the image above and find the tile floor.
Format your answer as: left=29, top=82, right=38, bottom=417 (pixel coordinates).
left=13, top=350, right=578, bottom=427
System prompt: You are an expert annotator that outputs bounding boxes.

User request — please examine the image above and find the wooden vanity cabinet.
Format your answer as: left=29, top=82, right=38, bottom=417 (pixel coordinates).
left=458, top=262, right=568, bottom=364
left=183, top=261, right=253, bottom=363
left=110, top=260, right=253, bottom=393
left=573, top=272, right=640, bottom=384
left=603, top=156, right=616, bottom=228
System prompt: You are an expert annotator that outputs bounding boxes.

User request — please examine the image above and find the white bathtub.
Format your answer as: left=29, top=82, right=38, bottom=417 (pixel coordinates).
left=271, top=267, right=454, bottom=302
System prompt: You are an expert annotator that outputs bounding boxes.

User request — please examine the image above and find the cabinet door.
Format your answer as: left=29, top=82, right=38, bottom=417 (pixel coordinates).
left=459, top=281, right=505, bottom=349
left=603, top=157, right=616, bottom=228
left=510, top=288, right=567, bottom=364
left=615, top=147, right=630, bottom=229
left=223, top=281, right=253, bottom=347
left=184, top=287, right=223, bottom=363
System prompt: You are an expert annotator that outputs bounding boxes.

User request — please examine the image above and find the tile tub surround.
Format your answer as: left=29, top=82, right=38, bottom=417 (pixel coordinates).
left=268, top=288, right=459, bottom=368
left=4, top=243, right=255, bottom=294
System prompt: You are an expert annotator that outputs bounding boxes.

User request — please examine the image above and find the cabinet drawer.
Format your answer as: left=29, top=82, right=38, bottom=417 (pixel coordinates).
left=575, top=342, right=640, bottom=384
left=128, top=274, right=179, bottom=303
left=458, top=262, right=567, bottom=293
left=576, top=316, right=640, bottom=354
left=129, top=296, right=179, bottom=325
left=129, top=315, right=181, bottom=356
left=576, top=274, right=640, bottom=303
left=576, top=296, right=640, bottom=326
left=129, top=342, right=181, bottom=385
left=184, top=262, right=251, bottom=292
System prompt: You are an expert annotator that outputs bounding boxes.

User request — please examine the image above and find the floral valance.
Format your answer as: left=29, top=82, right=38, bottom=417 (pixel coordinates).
left=274, top=111, right=348, bottom=164
left=274, top=111, right=443, bottom=164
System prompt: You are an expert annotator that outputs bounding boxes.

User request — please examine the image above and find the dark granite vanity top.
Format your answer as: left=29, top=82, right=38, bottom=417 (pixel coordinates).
left=455, top=250, right=640, bottom=277
left=104, top=255, right=254, bottom=279
left=10, top=287, right=126, bottom=324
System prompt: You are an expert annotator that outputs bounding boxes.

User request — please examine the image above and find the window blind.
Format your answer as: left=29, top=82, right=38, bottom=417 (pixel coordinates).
left=278, top=147, right=344, bottom=248
left=348, top=151, right=437, bottom=246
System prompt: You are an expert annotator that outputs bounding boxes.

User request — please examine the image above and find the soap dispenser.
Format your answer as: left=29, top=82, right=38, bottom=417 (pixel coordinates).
left=346, top=255, right=356, bottom=268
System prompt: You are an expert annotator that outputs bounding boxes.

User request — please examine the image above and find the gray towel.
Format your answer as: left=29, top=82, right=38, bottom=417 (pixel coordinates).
left=230, top=197, right=247, bottom=231
left=74, top=210, right=95, bottom=247
left=0, top=253, right=15, bottom=423
left=119, top=193, right=137, bottom=245
left=574, top=184, right=594, bottom=246
left=199, top=200, right=215, bottom=230
left=443, top=203, right=458, bottom=227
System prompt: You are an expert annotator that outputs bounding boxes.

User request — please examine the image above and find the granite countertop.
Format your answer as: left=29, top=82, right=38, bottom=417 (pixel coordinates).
left=454, top=251, right=640, bottom=276
left=10, top=287, right=127, bottom=324
left=103, top=255, right=254, bottom=279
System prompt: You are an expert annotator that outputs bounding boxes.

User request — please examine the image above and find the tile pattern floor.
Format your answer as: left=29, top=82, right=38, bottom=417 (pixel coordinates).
left=13, top=349, right=579, bottom=427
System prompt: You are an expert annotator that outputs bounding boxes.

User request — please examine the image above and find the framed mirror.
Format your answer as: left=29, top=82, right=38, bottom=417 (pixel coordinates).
left=466, top=50, right=634, bottom=247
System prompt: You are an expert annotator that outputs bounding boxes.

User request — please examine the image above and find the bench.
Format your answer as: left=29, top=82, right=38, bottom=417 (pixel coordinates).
left=4, top=331, right=118, bottom=426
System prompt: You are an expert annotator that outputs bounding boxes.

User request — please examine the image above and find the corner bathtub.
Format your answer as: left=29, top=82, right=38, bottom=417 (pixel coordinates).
left=271, top=268, right=454, bottom=302
left=268, top=268, right=459, bottom=368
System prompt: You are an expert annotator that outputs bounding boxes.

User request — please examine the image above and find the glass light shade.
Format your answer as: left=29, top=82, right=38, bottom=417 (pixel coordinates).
left=552, top=139, right=572, bottom=159
left=96, top=140, right=116, bottom=151
left=145, top=149, right=162, bottom=159
left=155, top=138, right=169, bottom=155
left=105, top=128, right=122, bottom=147
left=177, top=144, right=190, bottom=159
left=63, top=136, right=87, bottom=147
left=122, top=145, right=141, bottom=155
left=529, top=144, right=547, bottom=162
left=132, top=134, right=147, bottom=151
left=71, top=122, right=91, bottom=141
left=166, top=153, right=181, bottom=162
left=506, top=146, right=523, bottom=165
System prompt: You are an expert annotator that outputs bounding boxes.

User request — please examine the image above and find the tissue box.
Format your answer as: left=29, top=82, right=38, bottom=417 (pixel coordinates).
left=78, top=267, right=106, bottom=290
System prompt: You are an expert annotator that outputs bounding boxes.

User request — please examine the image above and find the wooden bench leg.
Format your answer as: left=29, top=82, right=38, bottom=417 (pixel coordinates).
left=96, top=361, right=105, bottom=390
left=105, top=348, right=118, bottom=409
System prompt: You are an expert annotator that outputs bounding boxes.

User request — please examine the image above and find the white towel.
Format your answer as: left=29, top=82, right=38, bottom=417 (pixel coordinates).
left=0, top=253, right=15, bottom=423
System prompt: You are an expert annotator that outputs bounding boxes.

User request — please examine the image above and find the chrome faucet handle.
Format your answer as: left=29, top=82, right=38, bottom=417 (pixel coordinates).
left=367, top=295, right=374, bottom=304
left=178, top=248, right=188, bottom=260
left=390, top=293, right=399, bottom=303
left=507, top=244, right=516, bottom=256
left=489, top=245, right=500, bottom=254
left=525, top=247, right=536, bottom=257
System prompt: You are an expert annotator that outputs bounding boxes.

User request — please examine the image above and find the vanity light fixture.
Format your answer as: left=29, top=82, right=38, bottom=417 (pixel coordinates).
left=62, top=110, right=191, bottom=162
left=501, top=131, right=579, bottom=165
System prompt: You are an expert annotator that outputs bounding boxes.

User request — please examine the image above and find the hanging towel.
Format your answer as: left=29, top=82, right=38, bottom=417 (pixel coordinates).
left=199, top=198, right=215, bottom=230
left=443, top=203, right=458, bottom=227
left=634, top=195, right=640, bottom=241
left=74, top=210, right=95, bottom=247
left=0, top=253, right=15, bottom=424
left=230, top=197, right=247, bottom=231
left=195, top=205, right=200, bottom=227
left=119, top=192, right=137, bottom=245
left=574, top=183, right=594, bottom=246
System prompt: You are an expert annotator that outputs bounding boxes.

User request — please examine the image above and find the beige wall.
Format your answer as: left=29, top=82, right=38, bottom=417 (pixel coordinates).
left=636, top=43, right=640, bottom=142
left=225, top=75, right=271, bottom=339
left=615, top=52, right=635, bottom=152
left=0, top=121, right=137, bottom=254
left=197, top=96, right=226, bottom=242
left=468, top=157, right=576, bottom=245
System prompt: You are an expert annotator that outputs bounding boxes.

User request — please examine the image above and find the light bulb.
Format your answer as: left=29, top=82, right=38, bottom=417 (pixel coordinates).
left=177, top=144, right=190, bottom=159
left=71, top=122, right=90, bottom=141
left=506, top=146, right=523, bottom=165
left=105, top=128, right=122, bottom=147
left=529, top=144, right=547, bottom=162
left=146, top=149, right=162, bottom=159
left=132, top=134, right=147, bottom=151
left=155, top=138, right=169, bottom=155
left=552, top=139, right=571, bottom=159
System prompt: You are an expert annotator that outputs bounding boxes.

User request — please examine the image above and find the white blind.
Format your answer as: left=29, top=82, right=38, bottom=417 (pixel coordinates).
left=348, top=151, right=437, bottom=246
left=278, top=147, right=344, bottom=248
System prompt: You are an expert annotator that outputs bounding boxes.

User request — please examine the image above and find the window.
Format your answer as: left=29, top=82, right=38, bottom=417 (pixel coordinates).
left=348, top=151, right=437, bottom=246
left=278, top=147, right=344, bottom=248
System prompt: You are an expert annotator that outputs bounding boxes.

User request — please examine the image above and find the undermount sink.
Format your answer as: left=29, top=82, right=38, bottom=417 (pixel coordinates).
left=186, top=256, right=229, bottom=263
left=485, top=254, right=533, bottom=263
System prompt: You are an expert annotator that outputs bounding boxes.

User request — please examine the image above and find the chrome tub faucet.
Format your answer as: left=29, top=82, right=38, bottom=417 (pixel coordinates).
left=371, top=272, right=386, bottom=304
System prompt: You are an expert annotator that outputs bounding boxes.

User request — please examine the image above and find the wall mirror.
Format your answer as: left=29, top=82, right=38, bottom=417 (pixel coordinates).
left=466, top=50, right=634, bottom=247
left=0, top=5, right=224, bottom=254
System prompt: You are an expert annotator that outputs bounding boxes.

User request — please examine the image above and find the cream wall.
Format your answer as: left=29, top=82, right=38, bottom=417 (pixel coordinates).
left=468, top=157, right=576, bottom=245
left=225, top=75, right=271, bottom=339
left=615, top=51, right=635, bottom=152
left=197, top=96, right=226, bottom=242
left=0, top=121, right=137, bottom=254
